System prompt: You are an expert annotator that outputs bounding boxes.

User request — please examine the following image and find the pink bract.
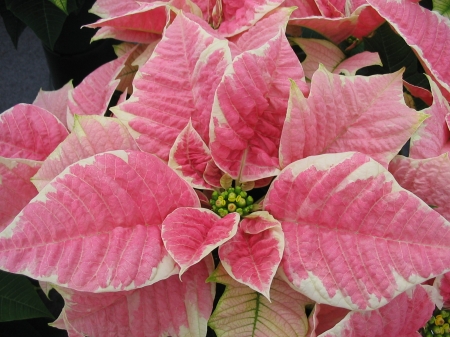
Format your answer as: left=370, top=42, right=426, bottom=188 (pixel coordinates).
left=265, top=152, right=450, bottom=310
left=0, top=150, right=200, bottom=291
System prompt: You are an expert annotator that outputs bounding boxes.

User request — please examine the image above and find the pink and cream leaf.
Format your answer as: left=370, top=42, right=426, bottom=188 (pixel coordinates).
left=367, top=0, right=450, bottom=100
left=282, top=0, right=321, bottom=17
left=0, top=104, right=68, bottom=161
left=410, top=77, right=450, bottom=159
left=0, top=150, right=200, bottom=292
left=264, top=152, right=450, bottom=310
left=92, top=26, right=162, bottom=44
left=228, top=7, right=295, bottom=56
left=33, top=81, right=74, bottom=129
left=0, top=157, right=41, bottom=232
left=434, top=272, right=450, bottom=308
left=388, top=154, right=450, bottom=221
left=113, top=13, right=231, bottom=161
left=307, top=304, right=349, bottom=337
left=208, top=264, right=310, bottom=337
left=86, top=2, right=169, bottom=36
left=51, top=258, right=215, bottom=337
left=219, top=211, right=284, bottom=300
left=317, top=285, right=434, bottom=337
left=210, top=28, right=307, bottom=182
left=67, top=53, right=130, bottom=130
left=162, top=207, right=239, bottom=276
left=291, top=38, right=381, bottom=79
left=288, top=5, right=384, bottom=44
left=218, top=0, right=286, bottom=37
left=31, top=115, right=140, bottom=191
left=279, top=68, right=426, bottom=169
left=169, top=120, right=215, bottom=189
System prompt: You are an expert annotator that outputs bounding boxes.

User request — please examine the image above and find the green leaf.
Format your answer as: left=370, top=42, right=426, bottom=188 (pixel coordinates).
left=363, top=22, right=429, bottom=89
left=208, top=264, right=311, bottom=337
left=433, top=0, right=450, bottom=18
left=47, top=0, right=80, bottom=15
left=0, top=0, right=26, bottom=48
left=0, top=270, right=53, bottom=322
left=5, top=0, right=68, bottom=50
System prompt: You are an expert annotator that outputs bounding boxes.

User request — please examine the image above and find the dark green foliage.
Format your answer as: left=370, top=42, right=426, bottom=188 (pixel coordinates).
left=0, top=270, right=53, bottom=322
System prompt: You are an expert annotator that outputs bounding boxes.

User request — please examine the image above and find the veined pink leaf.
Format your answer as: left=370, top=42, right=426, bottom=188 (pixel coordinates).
left=33, top=81, right=73, bottom=129
left=31, top=115, right=139, bottom=191
left=366, top=0, right=450, bottom=100
left=87, top=2, right=169, bottom=35
left=403, top=80, right=433, bottom=107
left=67, top=54, right=129, bottom=131
left=0, top=157, right=41, bottom=232
left=228, top=7, right=295, bottom=56
left=388, top=154, right=450, bottom=221
left=410, top=77, right=450, bottom=159
left=203, top=159, right=223, bottom=188
left=279, top=68, right=426, bottom=169
left=0, top=104, right=68, bottom=160
left=92, top=26, right=162, bottom=44
left=113, top=13, right=231, bottom=161
left=307, top=304, right=349, bottom=337
left=219, top=211, right=284, bottom=300
left=0, top=150, right=200, bottom=292
left=208, top=263, right=312, bottom=337
left=264, top=152, right=450, bottom=310
left=288, top=5, right=384, bottom=44
left=291, top=38, right=381, bottom=79
left=434, top=272, right=450, bottom=307
left=162, top=208, right=239, bottom=276
left=282, top=0, right=321, bottom=17
left=317, top=285, right=434, bottom=337
left=89, top=0, right=143, bottom=18
left=51, top=257, right=215, bottom=337
left=210, top=28, right=307, bottom=182
left=218, top=0, right=286, bottom=37
left=169, top=120, right=215, bottom=189
left=314, top=0, right=370, bottom=17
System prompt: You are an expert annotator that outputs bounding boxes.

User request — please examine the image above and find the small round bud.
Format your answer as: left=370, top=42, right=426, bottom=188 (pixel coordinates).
left=444, top=323, right=450, bottom=333
left=215, top=196, right=226, bottom=207
left=443, top=311, right=450, bottom=318
left=218, top=209, right=229, bottom=217
left=212, top=205, right=218, bottom=212
left=236, top=208, right=243, bottom=216
left=227, top=187, right=235, bottom=194
left=239, top=191, right=247, bottom=198
left=246, top=196, right=254, bottom=205
left=236, top=196, right=246, bottom=208
left=234, top=186, right=242, bottom=194
left=221, top=191, right=229, bottom=199
left=434, top=326, right=444, bottom=334
left=211, top=191, right=219, bottom=200
left=228, top=192, right=237, bottom=202
left=437, top=315, right=445, bottom=326
left=228, top=203, right=237, bottom=212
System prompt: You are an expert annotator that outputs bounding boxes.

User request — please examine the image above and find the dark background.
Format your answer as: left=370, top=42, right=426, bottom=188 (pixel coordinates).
left=0, top=25, right=49, bottom=113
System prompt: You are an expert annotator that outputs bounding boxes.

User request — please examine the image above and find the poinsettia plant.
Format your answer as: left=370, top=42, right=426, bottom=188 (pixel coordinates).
left=2, top=0, right=450, bottom=336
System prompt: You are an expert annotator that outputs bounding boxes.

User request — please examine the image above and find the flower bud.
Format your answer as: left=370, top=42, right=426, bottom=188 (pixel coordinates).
left=228, top=192, right=237, bottom=202
left=246, top=196, right=254, bottom=205
left=228, top=203, right=237, bottom=212
left=211, top=191, right=219, bottom=200
left=236, top=196, right=246, bottom=207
